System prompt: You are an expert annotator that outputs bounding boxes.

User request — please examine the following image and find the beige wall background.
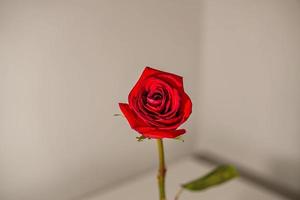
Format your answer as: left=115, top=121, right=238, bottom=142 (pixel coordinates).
left=0, top=1, right=200, bottom=200
left=1, top=0, right=300, bottom=200
left=196, top=0, right=300, bottom=193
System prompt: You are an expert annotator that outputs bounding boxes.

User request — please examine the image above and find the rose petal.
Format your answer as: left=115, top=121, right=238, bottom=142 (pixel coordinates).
left=181, top=93, right=192, bottom=123
left=140, top=128, right=186, bottom=139
left=122, top=66, right=192, bottom=139
left=129, top=67, right=183, bottom=105
left=156, top=74, right=183, bottom=90
left=144, top=67, right=183, bottom=87
left=128, top=67, right=159, bottom=103
left=119, top=103, right=148, bottom=129
left=119, top=103, right=185, bottom=139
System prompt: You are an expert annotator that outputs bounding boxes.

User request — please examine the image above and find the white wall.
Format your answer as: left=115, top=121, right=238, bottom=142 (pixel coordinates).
left=2, top=1, right=300, bottom=199
left=197, top=0, right=300, bottom=192
left=0, top=1, right=200, bottom=200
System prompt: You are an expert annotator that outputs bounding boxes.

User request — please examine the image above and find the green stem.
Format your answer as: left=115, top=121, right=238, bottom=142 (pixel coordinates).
left=156, top=139, right=167, bottom=200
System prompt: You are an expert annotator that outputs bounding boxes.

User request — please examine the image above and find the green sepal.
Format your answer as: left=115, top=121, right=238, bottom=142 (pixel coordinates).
left=182, top=165, right=239, bottom=191
left=136, top=136, right=148, bottom=142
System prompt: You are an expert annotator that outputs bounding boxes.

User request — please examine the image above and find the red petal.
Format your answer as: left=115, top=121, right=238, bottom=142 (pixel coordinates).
left=140, top=128, right=186, bottom=139
left=145, top=67, right=183, bottom=87
left=128, top=67, right=158, bottom=102
left=119, top=103, right=148, bottom=129
left=129, top=67, right=183, bottom=103
left=181, top=93, right=192, bottom=123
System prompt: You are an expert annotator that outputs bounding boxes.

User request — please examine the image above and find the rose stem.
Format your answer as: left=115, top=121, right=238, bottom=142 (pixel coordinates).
left=156, top=139, right=167, bottom=200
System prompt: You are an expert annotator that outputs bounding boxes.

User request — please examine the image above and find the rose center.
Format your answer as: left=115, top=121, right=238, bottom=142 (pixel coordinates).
left=152, top=93, right=162, bottom=100
left=146, top=92, right=163, bottom=106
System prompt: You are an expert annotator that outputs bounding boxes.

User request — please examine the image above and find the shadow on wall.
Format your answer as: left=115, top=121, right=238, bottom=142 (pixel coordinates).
left=194, top=153, right=300, bottom=200
left=269, top=158, right=300, bottom=196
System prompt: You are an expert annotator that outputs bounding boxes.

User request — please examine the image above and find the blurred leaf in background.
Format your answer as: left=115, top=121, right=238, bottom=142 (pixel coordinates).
left=182, top=165, right=239, bottom=191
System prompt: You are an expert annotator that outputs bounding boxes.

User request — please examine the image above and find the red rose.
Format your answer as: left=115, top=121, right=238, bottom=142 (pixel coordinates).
left=119, top=67, right=192, bottom=139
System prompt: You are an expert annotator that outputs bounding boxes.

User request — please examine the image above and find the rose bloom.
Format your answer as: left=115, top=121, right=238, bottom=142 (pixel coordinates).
left=119, top=67, right=192, bottom=139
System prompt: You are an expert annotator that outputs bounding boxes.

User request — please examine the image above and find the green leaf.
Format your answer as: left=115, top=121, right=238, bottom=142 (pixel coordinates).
left=182, top=165, right=239, bottom=191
